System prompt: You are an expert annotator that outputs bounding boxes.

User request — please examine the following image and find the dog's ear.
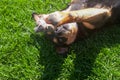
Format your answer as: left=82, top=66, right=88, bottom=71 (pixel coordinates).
left=32, top=13, right=40, bottom=23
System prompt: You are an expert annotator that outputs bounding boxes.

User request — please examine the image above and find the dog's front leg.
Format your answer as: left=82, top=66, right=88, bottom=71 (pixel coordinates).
left=46, top=8, right=111, bottom=29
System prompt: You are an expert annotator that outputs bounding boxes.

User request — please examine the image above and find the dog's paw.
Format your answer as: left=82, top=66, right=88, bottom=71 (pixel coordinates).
left=46, top=11, right=67, bottom=26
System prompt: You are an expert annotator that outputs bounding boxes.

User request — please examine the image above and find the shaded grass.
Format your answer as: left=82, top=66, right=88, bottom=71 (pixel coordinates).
left=0, top=0, right=120, bottom=80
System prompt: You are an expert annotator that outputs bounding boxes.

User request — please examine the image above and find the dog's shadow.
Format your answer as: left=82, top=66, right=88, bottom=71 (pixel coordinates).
left=31, top=33, right=66, bottom=80
left=31, top=25, right=120, bottom=80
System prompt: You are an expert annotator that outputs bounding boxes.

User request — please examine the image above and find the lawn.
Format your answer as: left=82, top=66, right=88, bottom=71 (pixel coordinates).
left=0, top=0, right=120, bottom=80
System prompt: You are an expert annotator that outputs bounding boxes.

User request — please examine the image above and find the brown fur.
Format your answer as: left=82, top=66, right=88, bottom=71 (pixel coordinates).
left=32, top=0, right=120, bottom=54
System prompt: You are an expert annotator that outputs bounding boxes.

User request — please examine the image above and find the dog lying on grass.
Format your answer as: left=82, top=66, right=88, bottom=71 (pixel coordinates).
left=32, top=0, right=120, bottom=54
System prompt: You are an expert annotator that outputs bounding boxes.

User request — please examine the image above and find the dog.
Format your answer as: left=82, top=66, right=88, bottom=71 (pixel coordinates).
left=32, top=0, right=83, bottom=54
left=32, top=0, right=120, bottom=54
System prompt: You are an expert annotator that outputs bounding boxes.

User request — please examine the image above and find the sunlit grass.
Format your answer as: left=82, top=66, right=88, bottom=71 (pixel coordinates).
left=0, top=0, right=120, bottom=80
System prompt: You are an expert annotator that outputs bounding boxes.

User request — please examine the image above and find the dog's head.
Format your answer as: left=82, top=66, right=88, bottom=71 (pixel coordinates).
left=32, top=13, right=55, bottom=33
left=32, top=13, right=78, bottom=54
left=53, top=23, right=78, bottom=45
left=54, top=23, right=78, bottom=54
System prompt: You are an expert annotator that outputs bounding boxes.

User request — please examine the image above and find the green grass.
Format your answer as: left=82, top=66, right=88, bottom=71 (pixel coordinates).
left=0, top=0, right=120, bottom=80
